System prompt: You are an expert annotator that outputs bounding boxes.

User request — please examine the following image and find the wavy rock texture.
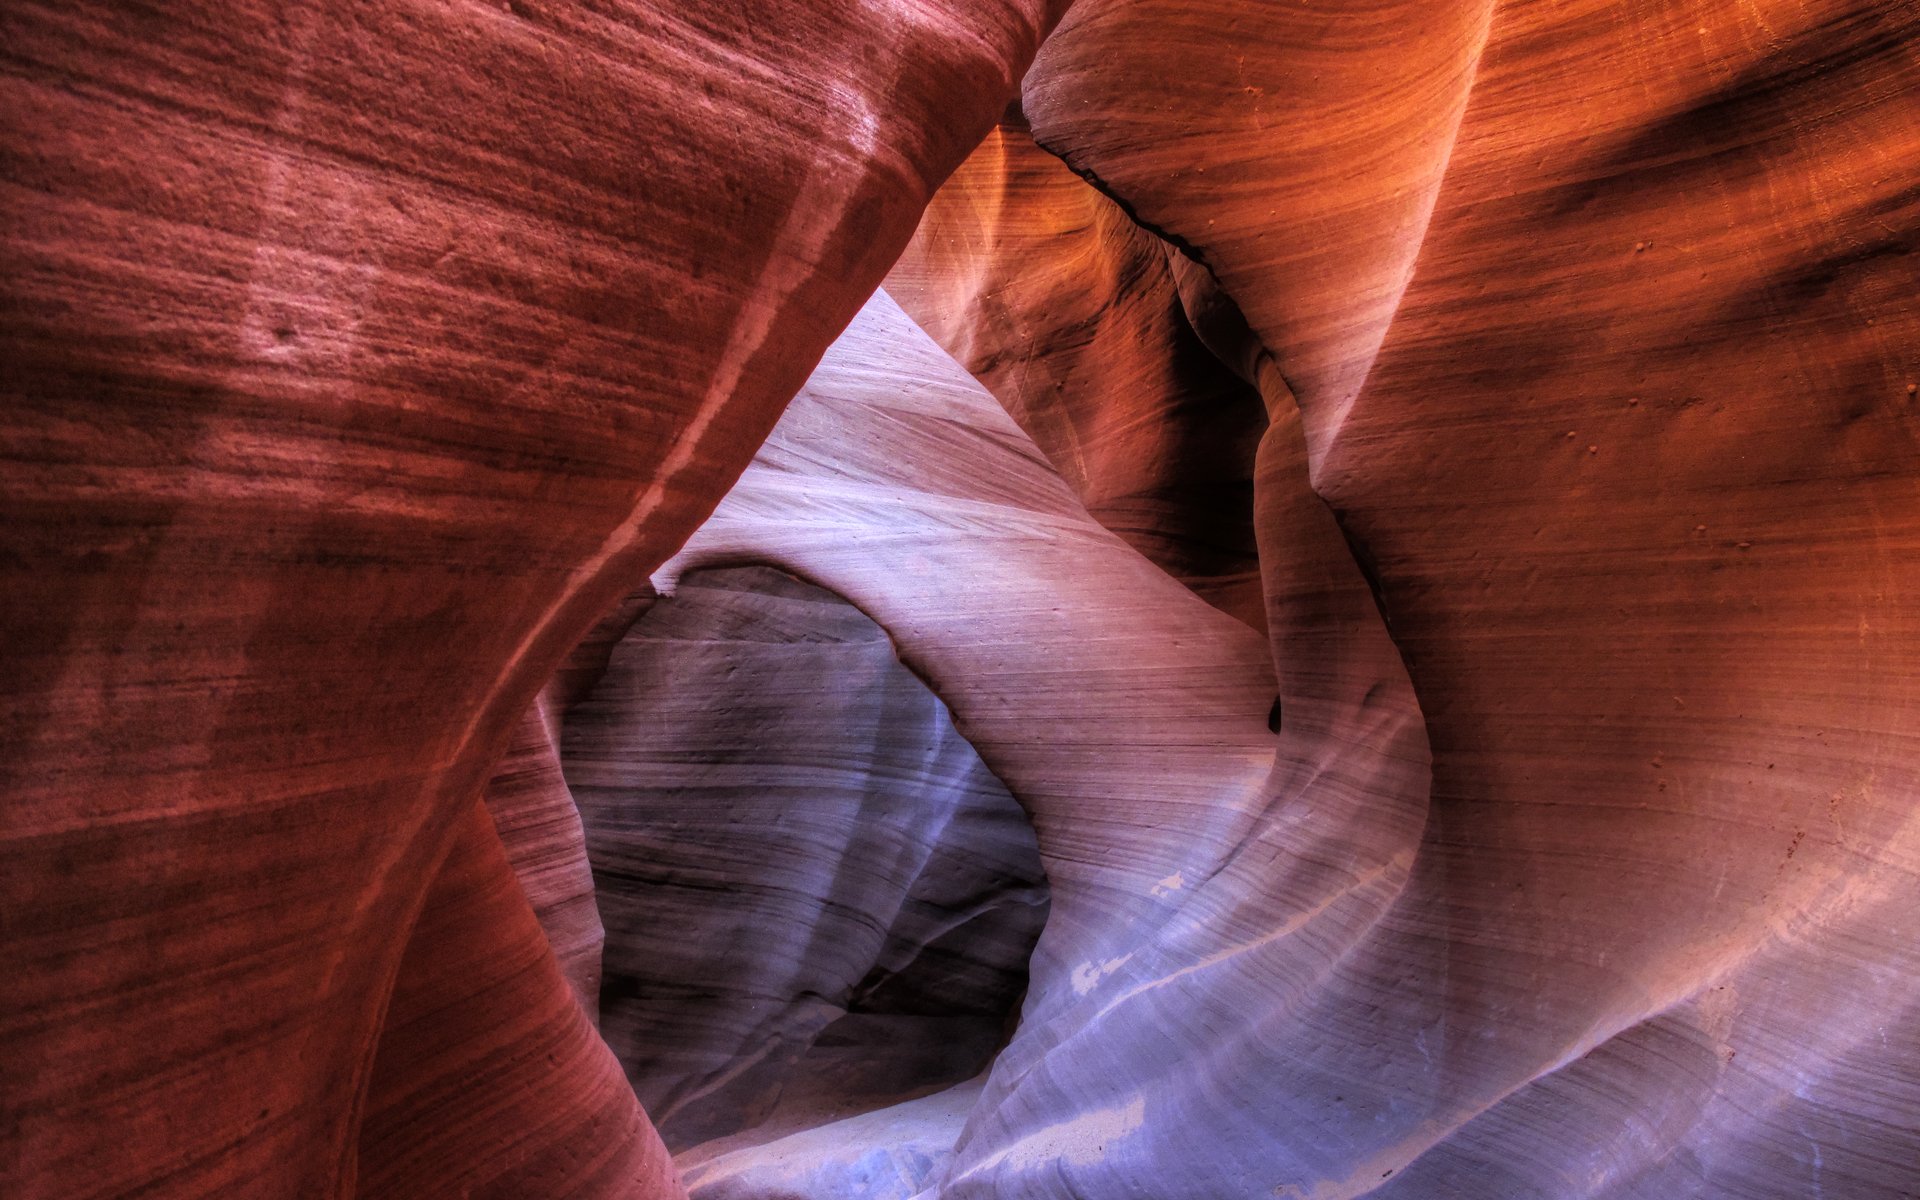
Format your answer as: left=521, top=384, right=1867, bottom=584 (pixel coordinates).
left=1024, top=0, right=1498, bottom=468
left=4, top=0, right=1917, bottom=1196
left=672, top=263, right=1918, bottom=1195
left=354, top=797, right=666, bottom=1197
left=482, top=702, right=606, bottom=1010
left=669, top=289, right=1433, bottom=1198
left=563, top=567, right=1047, bottom=1173
left=677, top=1078, right=992, bottom=1200
left=484, top=582, right=657, bottom=1013
left=1010, top=1, right=1920, bottom=1195
left=0, top=0, right=1068, bottom=1194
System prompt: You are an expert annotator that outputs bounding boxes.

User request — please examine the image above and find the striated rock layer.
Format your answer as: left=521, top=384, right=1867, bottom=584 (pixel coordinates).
left=485, top=581, right=658, bottom=1015
left=669, top=289, right=1419, bottom=1197
left=481, top=701, right=605, bottom=1011
left=0, top=1, right=1069, bottom=1194
left=2, top=0, right=1917, bottom=1196
left=670, top=279, right=1918, bottom=1197
left=1013, top=0, right=1920, bottom=1194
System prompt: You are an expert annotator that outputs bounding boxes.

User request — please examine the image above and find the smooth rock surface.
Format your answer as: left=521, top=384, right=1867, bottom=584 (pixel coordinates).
left=0, top=1, right=1068, bottom=1193
left=1019, top=1, right=1920, bottom=1193
left=4, top=0, right=1917, bottom=1196
left=484, top=581, right=657, bottom=1015
left=355, top=797, right=675, bottom=1198
left=671, top=284, right=1918, bottom=1197
left=678, top=1078, right=990, bottom=1200
left=481, top=700, right=605, bottom=1010
left=670, top=289, right=1424, bottom=1198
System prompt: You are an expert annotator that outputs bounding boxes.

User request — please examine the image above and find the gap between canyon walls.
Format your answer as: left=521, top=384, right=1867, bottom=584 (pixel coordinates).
left=884, top=110, right=1425, bottom=747
left=883, top=115, right=1441, bottom=1191
left=557, top=565, right=1050, bottom=1198
left=6, top=0, right=1917, bottom=1197
left=886, top=111, right=1271, bottom=636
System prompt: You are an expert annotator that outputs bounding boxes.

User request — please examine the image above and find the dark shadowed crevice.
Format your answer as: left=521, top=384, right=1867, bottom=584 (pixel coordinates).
left=557, top=564, right=1050, bottom=1199
left=887, top=120, right=1270, bottom=635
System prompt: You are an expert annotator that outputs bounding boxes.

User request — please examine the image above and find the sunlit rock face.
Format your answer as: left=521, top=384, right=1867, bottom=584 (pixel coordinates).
left=1009, top=1, right=1920, bottom=1194
left=562, top=566, right=1047, bottom=1171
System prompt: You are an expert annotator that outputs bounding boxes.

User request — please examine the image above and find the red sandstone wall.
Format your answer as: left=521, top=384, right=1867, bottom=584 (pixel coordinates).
left=0, top=2, right=1068, bottom=1194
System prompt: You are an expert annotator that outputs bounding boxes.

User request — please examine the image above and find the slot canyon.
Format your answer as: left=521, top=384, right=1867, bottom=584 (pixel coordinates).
left=3, top=1, right=1918, bottom=1197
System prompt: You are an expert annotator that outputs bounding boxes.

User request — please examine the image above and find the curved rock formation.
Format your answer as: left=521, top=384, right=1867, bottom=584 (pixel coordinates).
left=354, top=798, right=674, bottom=1197
left=485, top=581, right=657, bottom=1014
left=671, top=290, right=1429, bottom=1199
left=482, top=702, right=606, bottom=1009
left=5, top=0, right=1918, bottom=1197
left=1013, top=1, right=1920, bottom=1194
left=0, top=1, right=1067, bottom=1194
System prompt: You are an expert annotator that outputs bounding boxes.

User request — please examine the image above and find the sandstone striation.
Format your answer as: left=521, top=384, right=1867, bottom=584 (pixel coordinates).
left=4, top=1, right=1918, bottom=1197
left=0, top=1, right=1067, bottom=1194
left=669, top=290, right=1426, bottom=1198
left=1016, top=1, right=1920, bottom=1193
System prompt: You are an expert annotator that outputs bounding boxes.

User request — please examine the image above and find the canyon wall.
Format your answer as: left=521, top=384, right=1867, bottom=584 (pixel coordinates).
left=1013, top=2, right=1920, bottom=1193
left=4, top=0, right=1918, bottom=1198
left=0, top=1, right=1067, bottom=1194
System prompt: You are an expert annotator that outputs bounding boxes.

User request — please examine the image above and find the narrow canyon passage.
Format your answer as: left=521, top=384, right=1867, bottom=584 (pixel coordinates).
left=4, top=2, right=1918, bottom=1199
left=565, top=565, right=1049, bottom=1186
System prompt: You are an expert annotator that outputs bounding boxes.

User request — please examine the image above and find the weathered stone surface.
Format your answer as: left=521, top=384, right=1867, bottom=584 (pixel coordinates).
left=669, top=290, right=1420, bottom=1197
left=1014, top=1, right=1920, bottom=1194
left=1024, top=0, right=1497, bottom=464
left=0, top=0, right=1067, bottom=1193
left=355, top=798, right=675, bottom=1197
left=480, top=700, right=605, bottom=1011
left=4, top=0, right=1917, bottom=1195
left=671, top=280, right=1918, bottom=1196
left=677, top=1078, right=990, bottom=1200
left=483, top=582, right=657, bottom=1015
left=563, top=566, right=1048, bottom=1162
